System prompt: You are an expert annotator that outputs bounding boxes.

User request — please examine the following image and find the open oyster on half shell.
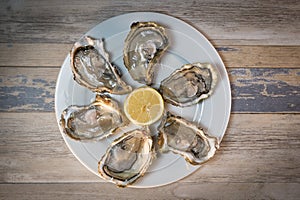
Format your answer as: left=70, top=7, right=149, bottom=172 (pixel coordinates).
left=70, top=36, right=132, bottom=94
left=123, top=22, right=169, bottom=85
left=160, top=62, right=218, bottom=107
left=98, top=128, right=155, bottom=187
left=60, top=94, right=127, bottom=141
left=158, top=112, right=219, bottom=165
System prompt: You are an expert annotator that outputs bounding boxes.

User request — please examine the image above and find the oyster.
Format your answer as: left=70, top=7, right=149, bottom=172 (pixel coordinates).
left=60, top=94, right=127, bottom=141
left=123, top=22, right=169, bottom=85
left=158, top=112, right=219, bottom=165
left=70, top=36, right=132, bottom=94
left=160, top=62, right=218, bottom=107
left=98, top=128, right=155, bottom=187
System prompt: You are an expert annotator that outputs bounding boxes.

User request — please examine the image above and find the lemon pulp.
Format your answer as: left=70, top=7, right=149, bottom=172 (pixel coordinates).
left=124, top=87, right=164, bottom=125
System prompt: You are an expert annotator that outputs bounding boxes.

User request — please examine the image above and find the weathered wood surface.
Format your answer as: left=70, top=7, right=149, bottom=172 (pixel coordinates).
left=230, top=68, right=300, bottom=112
left=0, top=67, right=299, bottom=112
left=0, top=44, right=299, bottom=68
left=0, top=68, right=57, bottom=112
left=0, top=113, right=299, bottom=183
left=0, top=113, right=299, bottom=199
left=1, top=183, right=299, bottom=200
left=0, top=0, right=299, bottom=45
left=0, top=0, right=299, bottom=199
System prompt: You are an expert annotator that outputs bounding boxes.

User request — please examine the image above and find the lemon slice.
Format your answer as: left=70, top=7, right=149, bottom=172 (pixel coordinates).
left=124, top=87, right=164, bottom=126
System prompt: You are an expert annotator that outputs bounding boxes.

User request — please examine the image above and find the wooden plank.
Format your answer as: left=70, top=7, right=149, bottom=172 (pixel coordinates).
left=0, top=112, right=97, bottom=183
left=0, top=43, right=72, bottom=67
left=172, top=183, right=300, bottom=200
left=229, top=68, right=300, bottom=112
left=0, top=0, right=299, bottom=45
left=217, top=45, right=300, bottom=68
left=0, top=68, right=58, bottom=112
left=0, top=67, right=299, bottom=112
left=0, top=43, right=299, bottom=68
left=0, top=183, right=299, bottom=200
left=0, top=113, right=299, bottom=183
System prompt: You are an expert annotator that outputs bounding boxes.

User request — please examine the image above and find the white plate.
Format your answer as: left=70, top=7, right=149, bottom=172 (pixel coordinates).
left=55, top=12, right=231, bottom=188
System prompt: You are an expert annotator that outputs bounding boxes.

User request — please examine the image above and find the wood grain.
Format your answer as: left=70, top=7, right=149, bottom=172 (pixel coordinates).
left=0, top=68, right=58, bottom=112
left=217, top=45, right=300, bottom=68
left=0, top=183, right=299, bottom=200
left=0, top=43, right=72, bottom=67
left=0, top=0, right=299, bottom=199
left=229, top=68, right=300, bottom=112
left=0, top=0, right=299, bottom=45
left=0, top=43, right=299, bottom=68
left=0, top=67, right=299, bottom=112
left=0, top=113, right=299, bottom=183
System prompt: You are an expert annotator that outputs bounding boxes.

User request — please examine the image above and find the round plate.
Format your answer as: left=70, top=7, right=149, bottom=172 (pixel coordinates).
left=55, top=12, right=231, bottom=188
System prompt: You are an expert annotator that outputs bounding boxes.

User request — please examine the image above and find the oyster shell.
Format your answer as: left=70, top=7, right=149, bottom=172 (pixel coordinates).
left=160, top=62, right=218, bottom=107
left=123, top=22, right=169, bottom=85
left=98, top=128, right=155, bottom=187
left=70, top=36, right=132, bottom=94
left=60, top=94, right=127, bottom=141
left=158, top=112, right=219, bottom=165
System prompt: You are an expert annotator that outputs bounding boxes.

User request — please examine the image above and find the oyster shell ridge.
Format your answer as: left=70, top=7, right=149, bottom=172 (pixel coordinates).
left=157, top=111, right=219, bottom=165
left=60, top=94, right=128, bottom=141
left=159, top=62, right=218, bottom=107
left=123, top=21, right=169, bottom=85
left=98, top=127, right=155, bottom=187
left=70, top=36, right=132, bottom=94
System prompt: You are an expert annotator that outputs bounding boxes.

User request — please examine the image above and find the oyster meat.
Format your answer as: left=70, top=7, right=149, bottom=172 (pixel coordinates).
left=70, top=36, right=132, bottom=94
left=123, top=22, right=169, bottom=85
left=60, top=94, right=127, bottom=141
left=98, top=128, right=155, bottom=187
left=160, top=62, right=217, bottom=107
left=158, top=112, right=219, bottom=165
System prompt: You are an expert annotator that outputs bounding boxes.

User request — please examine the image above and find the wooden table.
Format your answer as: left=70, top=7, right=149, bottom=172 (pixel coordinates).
left=0, top=0, right=299, bottom=199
